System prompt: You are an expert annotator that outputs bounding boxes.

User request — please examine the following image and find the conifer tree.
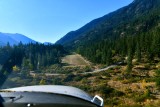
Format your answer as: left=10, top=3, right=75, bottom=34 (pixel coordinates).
left=136, top=42, right=141, bottom=62
left=126, top=43, right=133, bottom=73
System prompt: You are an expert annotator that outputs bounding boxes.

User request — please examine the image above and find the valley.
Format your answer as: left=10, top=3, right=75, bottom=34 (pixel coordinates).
left=0, top=0, right=160, bottom=106
left=2, top=50, right=160, bottom=107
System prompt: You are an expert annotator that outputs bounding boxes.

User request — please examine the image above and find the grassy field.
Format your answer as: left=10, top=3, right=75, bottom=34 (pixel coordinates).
left=61, top=54, right=90, bottom=66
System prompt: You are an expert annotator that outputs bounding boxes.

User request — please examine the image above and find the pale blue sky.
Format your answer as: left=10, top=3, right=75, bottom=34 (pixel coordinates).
left=0, top=0, right=133, bottom=43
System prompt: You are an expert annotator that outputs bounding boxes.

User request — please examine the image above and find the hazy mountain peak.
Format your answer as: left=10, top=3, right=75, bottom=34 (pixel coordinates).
left=0, top=32, right=38, bottom=46
left=43, top=42, right=54, bottom=45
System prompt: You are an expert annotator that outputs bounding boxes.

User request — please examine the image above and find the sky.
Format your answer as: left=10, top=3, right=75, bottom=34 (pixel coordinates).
left=0, top=0, right=133, bottom=43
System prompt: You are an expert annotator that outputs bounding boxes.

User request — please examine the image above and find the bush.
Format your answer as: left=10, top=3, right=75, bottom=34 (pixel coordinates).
left=83, top=73, right=92, bottom=78
left=84, top=66, right=92, bottom=72
left=73, top=75, right=83, bottom=81
left=119, top=104, right=142, bottom=107
left=134, top=89, right=151, bottom=102
left=63, top=74, right=75, bottom=82
left=155, top=70, right=160, bottom=76
left=99, top=86, right=113, bottom=97
left=155, top=77, right=160, bottom=86
left=155, top=70, right=160, bottom=86
left=52, top=78, right=63, bottom=85
left=98, top=85, right=124, bottom=98
left=144, top=63, right=151, bottom=70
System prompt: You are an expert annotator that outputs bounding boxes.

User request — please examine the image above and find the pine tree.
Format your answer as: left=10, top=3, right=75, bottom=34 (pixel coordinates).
left=126, top=43, right=133, bottom=73
left=136, top=42, right=141, bottom=62
left=106, top=49, right=112, bottom=66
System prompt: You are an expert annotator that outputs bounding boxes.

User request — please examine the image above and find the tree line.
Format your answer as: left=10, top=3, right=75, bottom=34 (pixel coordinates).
left=77, top=27, right=160, bottom=67
left=0, top=43, right=67, bottom=86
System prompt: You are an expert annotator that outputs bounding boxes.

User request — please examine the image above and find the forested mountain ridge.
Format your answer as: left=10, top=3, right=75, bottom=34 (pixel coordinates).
left=56, top=15, right=106, bottom=45
left=56, top=0, right=160, bottom=48
left=0, top=32, right=37, bottom=46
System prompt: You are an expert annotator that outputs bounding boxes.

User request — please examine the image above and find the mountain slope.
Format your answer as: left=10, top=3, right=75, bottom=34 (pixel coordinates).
left=56, top=0, right=160, bottom=48
left=56, top=17, right=106, bottom=45
left=0, top=33, right=37, bottom=46
left=0, top=33, right=18, bottom=46
left=7, top=33, right=37, bottom=44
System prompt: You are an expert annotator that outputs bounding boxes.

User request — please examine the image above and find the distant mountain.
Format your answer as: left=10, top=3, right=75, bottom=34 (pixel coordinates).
left=0, top=33, right=18, bottom=46
left=0, top=32, right=37, bottom=46
left=7, top=33, right=37, bottom=44
left=43, top=42, right=54, bottom=45
left=56, top=0, right=160, bottom=48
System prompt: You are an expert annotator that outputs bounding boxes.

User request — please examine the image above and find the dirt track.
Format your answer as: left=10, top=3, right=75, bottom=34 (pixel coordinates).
left=61, top=54, right=90, bottom=66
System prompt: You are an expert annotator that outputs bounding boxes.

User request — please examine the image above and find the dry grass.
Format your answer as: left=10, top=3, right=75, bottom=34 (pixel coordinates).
left=61, top=54, right=90, bottom=66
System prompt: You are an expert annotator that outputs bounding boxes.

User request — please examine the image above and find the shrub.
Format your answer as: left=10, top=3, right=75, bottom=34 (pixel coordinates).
left=155, top=77, right=160, bottom=86
left=144, top=63, right=151, bottom=70
left=52, top=78, right=63, bottom=85
left=98, top=85, right=124, bottom=98
left=73, top=75, right=83, bottom=81
left=155, top=70, right=160, bottom=76
left=83, top=73, right=92, bottom=78
left=119, top=104, right=142, bottom=107
left=63, top=74, right=75, bottom=82
left=134, top=89, right=151, bottom=102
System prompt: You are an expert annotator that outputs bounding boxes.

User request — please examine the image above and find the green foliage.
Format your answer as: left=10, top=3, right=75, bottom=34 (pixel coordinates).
left=156, top=77, right=160, bottom=87
left=57, top=0, right=159, bottom=67
left=83, top=73, right=92, bottom=78
left=0, top=43, right=67, bottom=71
left=73, top=75, right=83, bottom=81
left=119, top=104, right=142, bottom=107
left=126, top=41, right=133, bottom=73
left=12, top=65, right=20, bottom=72
left=136, top=42, right=141, bottom=62
left=57, top=0, right=160, bottom=49
left=0, top=43, right=67, bottom=86
left=155, top=70, right=160, bottom=86
left=155, top=69, right=160, bottom=76
left=134, top=90, right=151, bottom=102
left=144, top=63, right=151, bottom=70
left=39, top=79, right=46, bottom=85
left=63, top=74, right=75, bottom=82
left=52, top=78, right=63, bottom=85
left=77, top=27, right=160, bottom=66
left=83, top=66, right=92, bottom=72
left=98, top=85, right=124, bottom=98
